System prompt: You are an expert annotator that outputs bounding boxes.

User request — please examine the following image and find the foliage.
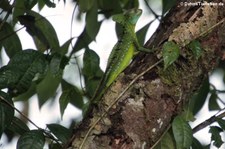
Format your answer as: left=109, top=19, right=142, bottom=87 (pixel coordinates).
left=0, top=0, right=225, bottom=148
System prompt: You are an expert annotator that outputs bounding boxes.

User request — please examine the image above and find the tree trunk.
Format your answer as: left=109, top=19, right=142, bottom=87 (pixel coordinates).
left=67, top=0, right=225, bottom=148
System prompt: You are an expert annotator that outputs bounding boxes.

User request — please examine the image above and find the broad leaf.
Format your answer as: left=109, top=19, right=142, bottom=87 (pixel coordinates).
left=18, top=11, right=60, bottom=52
left=7, top=117, right=30, bottom=135
left=49, top=53, right=69, bottom=77
left=83, top=49, right=102, bottom=78
left=13, top=0, right=27, bottom=24
left=42, top=0, right=56, bottom=8
left=0, top=0, right=12, bottom=11
left=97, top=0, right=122, bottom=18
left=0, top=66, right=22, bottom=90
left=136, top=21, right=153, bottom=45
left=188, top=79, right=209, bottom=115
left=37, top=70, right=61, bottom=107
left=0, top=21, right=22, bottom=58
left=60, top=80, right=83, bottom=117
left=162, top=41, right=180, bottom=69
left=37, top=0, right=55, bottom=10
left=71, top=27, right=92, bottom=54
left=47, top=124, right=72, bottom=144
left=78, top=0, right=94, bottom=12
left=209, top=126, right=223, bottom=148
left=216, top=118, right=225, bottom=130
left=208, top=92, right=220, bottom=111
left=0, top=49, right=48, bottom=96
left=172, top=116, right=193, bottom=149
left=17, top=130, right=45, bottom=149
left=155, top=132, right=176, bottom=149
left=83, top=49, right=103, bottom=97
left=162, top=0, right=176, bottom=15
left=188, top=40, right=203, bottom=59
left=0, top=91, right=14, bottom=137
left=24, top=0, right=38, bottom=9
left=192, top=137, right=204, bottom=149
left=56, top=38, right=74, bottom=55
left=85, top=3, right=101, bottom=40
left=14, top=82, right=36, bottom=101
left=12, top=0, right=37, bottom=23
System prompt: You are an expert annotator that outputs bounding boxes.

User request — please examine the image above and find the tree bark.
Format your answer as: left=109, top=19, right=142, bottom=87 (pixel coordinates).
left=68, top=0, right=225, bottom=148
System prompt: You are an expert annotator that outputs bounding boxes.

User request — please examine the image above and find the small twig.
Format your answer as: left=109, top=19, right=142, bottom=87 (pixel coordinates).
left=193, top=108, right=225, bottom=134
left=0, top=95, right=41, bottom=129
left=0, top=26, right=24, bottom=42
left=210, top=84, right=225, bottom=106
left=79, top=59, right=163, bottom=149
left=150, top=124, right=171, bottom=149
left=0, top=95, right=61, bottom=145
left=199, top=18, right=225, bottom=37
left=0, top=1, right=14, bottom=30
left=69, top=4, right=85, bottom=93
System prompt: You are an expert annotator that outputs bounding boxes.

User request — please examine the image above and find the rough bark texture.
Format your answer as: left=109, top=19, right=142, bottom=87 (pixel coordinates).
left=69, top=0, right=225, bottom=148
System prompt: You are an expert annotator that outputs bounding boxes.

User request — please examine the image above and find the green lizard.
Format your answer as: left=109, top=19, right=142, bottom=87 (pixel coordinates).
left=91, top=8, right=152, bottom=104
left=77, top=8, right=154, bottom=149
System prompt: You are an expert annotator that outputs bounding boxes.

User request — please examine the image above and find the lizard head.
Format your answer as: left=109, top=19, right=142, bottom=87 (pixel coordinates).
left=112, top=8, right=142, bottom=25
left=124, top=9, right=142, bottom=25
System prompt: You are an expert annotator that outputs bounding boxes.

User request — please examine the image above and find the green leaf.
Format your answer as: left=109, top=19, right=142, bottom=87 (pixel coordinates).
left=181, top=107, right=195, bottom=122
left=203, top=144, right=211, bottom=149
left=56, top=38, right=73, bottom=55
left=14, top=82, right=36, bottom=101
left=122, top=0, right=139, bottom=9
left=154, top=132, right=176, bottom=149
left=37, top=0, right=45, bottom=10
left=48, top=143, right=62, bottom=149
left=162, top=41, right=180, bottom=69
left=0, top=66, right=21, bottom=90
left=208, top=92, right=220, bottom=111
left=37, top=70, right=61, bottom=107
left=60, top=80, right=83, bottom=116
left=0, top=49, right=48, bottom=96
left=192, top=137, right=204, bottom=149
left=19, top=11, right=60, bottom=52
left=59, top=91, right=70, bottom=118
left=85, top=3, right=101, bottom=40
left=209, top=126, right=223, bottom=148
left=0, top=0, right=12, bottom=11
left=172, top=116, right=193, bottom=149
left=136, top=21, right=152, bottom=45
left=188, top=40, right=203, bottom=59
left=49, top=53, right=69, bottom=77
left=83, top=49, right=103, bottom=97
left=17, top=130, right=45, bottom=149
left=162, top=0, right=176, bottom=15
left=188, top=79, right=209, bottom=115
left=78, top=0, right=94, bottom=12
left=216, top=118, right=225, bottom=130
left=47, top=124, right=72, bottom=144
left=7, top=117, right=30, bottom=135
left=0, top=91, right=14, bottom=137
left=13, top=0, right=27, bottom=24
left=0, top=21, right=22, bottom=58
left=24, top=0, right=38, bottom=9
left=71, top=27, right=92, bottom=54
left=43, top=0, right=56, bottom=8
left=98, top=0, right=122, bottom=18
left=37, top=0, right=55, bottom=9
left=83, top=49, right=102, bottom=78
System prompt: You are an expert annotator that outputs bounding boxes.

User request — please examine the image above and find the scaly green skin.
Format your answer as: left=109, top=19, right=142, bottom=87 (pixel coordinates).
left=92, top=9, right=151, bottom=103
